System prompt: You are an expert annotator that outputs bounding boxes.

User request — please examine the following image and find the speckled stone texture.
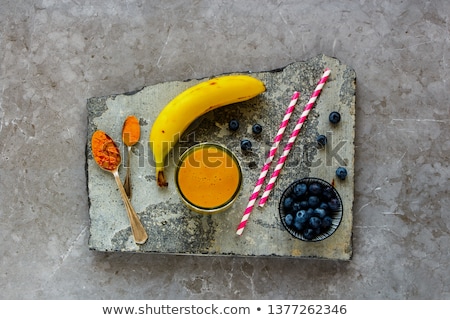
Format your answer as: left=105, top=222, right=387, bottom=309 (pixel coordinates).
left=86, top=55, right=355, bottom=260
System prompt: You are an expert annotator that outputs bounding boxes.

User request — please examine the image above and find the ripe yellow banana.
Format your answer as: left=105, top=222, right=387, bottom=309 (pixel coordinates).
left=150, top=74, right=266, bottom=187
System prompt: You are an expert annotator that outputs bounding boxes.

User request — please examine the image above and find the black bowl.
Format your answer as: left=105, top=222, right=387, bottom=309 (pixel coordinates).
left=279, top=177, right=343, bottom=242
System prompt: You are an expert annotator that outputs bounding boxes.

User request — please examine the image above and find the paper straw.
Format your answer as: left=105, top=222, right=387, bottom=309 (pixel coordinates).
left=259, top=68, right=331, bottom=207
left=236, top=92, right=300, bottom=236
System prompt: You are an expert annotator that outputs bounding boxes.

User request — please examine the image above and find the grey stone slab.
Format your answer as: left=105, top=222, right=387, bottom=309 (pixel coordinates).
left=86, top=54, right=355, bottom=260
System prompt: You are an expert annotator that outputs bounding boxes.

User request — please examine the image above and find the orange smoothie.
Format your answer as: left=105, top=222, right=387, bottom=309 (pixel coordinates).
left=176, top=143, right=242, bottom=213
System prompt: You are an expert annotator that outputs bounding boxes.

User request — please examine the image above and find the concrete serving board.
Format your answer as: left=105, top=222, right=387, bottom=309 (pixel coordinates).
left=86, top=54, right=356, bottom=260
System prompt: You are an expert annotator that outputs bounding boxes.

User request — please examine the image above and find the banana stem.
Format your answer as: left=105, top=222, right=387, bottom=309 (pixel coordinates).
left=157, top=169, right=168, bottom=187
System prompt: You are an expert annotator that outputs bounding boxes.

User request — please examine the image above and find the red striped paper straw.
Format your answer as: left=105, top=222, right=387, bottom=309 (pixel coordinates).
left=236, top=91, right=300, bottom=236
left=259, top=68, right=331, bottom=207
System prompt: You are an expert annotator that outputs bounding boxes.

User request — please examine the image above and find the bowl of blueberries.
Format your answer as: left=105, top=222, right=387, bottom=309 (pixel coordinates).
left=279, top=177, right=343, bottom=242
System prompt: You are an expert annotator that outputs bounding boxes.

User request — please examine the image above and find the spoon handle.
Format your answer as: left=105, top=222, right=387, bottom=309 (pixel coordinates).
left=113, top=170, right=148, bottom=244
left=123, top=146, right=132, bottom=199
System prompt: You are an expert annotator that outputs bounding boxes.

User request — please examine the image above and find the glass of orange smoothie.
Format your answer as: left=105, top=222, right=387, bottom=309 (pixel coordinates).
left=175, top=143, right=242, bottom=214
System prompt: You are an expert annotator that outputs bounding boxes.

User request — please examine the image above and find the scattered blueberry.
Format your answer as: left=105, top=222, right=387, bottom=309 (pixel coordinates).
left=240, top=139, right=252, bottom=151
left=293, top=183, right=307, bottom=198
left=316, top=134, right=327, bottom=147
left=285, top=214, right=293, bottom=226
left=329, top=111, right=341, bottom=124
left=252, top=123, right=263, bottom=134
left=309, top=183, right=322, bottom=195
left=336, top=167, right=348, bottom=180
left=228, top=119, right=239, bottom=131
left=308, top=196, right=320, bottom=208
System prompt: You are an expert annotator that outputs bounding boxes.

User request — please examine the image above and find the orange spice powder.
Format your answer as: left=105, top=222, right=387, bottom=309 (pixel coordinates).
left=91, top=130, right=121, bottom=171
left=122, top=116, right=140, bottom=146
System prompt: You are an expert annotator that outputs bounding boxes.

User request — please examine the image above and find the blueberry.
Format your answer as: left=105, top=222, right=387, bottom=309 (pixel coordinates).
left=293, top=212, right=308, bottom=230
left=336, top=167, right=348, bottom=180
left=228, top=119, right=239, bottom=131
left=293, top=183, right=307, bottom=198
left=328, top=198, right=340, bottom=211
left=303, top=229, right=316, bottom=240
left=283, top=196, right=294, bottom=209
left=319, top=202, right=329, bottom=211
left=313, top=208, right=327, bottom=219
left=316, top=134, right=327, bottom=147
left=252, top=123, right=262, bottom=134
left=291, top=202, right=302, bottom=212
left=309, top=183, right=322, bottom=195
left=309, top=217, right=322, bottom=229
left=295, top=210, right=309, bottom=224
left=308, top=195, right=320, bottom=208
left=294, top=220, right=306, bottom=231
left=284, top=214, right=294, bottom=226
left=300, top=200, right=309, bottom=208
left=322, top=216, right=333, bottom=229
left=329, top=111, right=341, bottom=124
left=322, top=187, right=334, bottom=200
left=310, top=209, right=319, bottom=218
left=240, top=139, right=252, bottom=151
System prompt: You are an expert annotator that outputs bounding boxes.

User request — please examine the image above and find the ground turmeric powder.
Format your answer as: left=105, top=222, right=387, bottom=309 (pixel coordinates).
left=122, top=115, right=140, bottom=146
left=91, top=130, right=121, bottom=171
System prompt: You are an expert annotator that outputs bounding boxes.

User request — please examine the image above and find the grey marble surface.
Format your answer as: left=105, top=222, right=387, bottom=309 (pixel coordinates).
left=1, top=0, right=449, bottom=299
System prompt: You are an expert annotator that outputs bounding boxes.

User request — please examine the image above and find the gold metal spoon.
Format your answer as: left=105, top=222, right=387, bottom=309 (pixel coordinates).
left=91, top=130, right=148, bottom=245
left=122, top=115, right=140, bottom=199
